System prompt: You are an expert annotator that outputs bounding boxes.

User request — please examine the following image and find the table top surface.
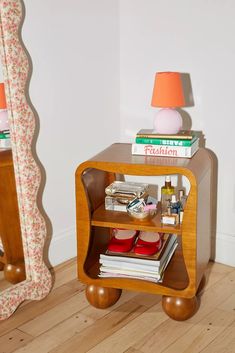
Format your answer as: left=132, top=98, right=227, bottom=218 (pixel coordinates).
left=88, top=143, right=209, bottom=167
left=76, top=143, right=212, bottom=183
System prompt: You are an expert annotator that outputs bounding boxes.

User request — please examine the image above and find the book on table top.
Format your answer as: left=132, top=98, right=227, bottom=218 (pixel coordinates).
left=132, top=137, right=199, bottom=158
left=100, top=233, right=177, bottom=268
left=135, top=135, right=197, bottom=147
left=0, top=138, right=11, bottom=149
left=136, top=129, right=197, bottom=140
left=0, top=130, right=10, bottom=139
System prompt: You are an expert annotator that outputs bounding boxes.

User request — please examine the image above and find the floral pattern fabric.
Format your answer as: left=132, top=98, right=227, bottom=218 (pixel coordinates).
left=0, top=0, right=52, bottom=319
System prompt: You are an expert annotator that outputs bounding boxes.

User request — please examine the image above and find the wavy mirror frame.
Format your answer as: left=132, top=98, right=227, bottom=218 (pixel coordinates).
left=0, top=0, right=52, bottom=319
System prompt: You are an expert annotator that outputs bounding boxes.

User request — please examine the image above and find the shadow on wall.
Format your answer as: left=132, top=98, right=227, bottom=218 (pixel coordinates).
left=19, top=2, right=54, bottom=280
left=179, top=72, right=194, bottom=131
left=180, top=72, right=218, bottom=260
left=208, top=149, right=218, bottom=261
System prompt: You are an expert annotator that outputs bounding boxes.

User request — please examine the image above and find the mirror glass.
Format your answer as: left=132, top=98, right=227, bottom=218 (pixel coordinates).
left=0, top=64, right=25, bottom=291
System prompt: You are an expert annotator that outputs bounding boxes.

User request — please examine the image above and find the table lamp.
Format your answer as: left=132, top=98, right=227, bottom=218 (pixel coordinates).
left=0, top=82, right=9, bottom=131
left=151, top=72, right=185, bottom=134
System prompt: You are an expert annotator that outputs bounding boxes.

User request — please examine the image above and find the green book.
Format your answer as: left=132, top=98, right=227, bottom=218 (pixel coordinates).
left=135, top=135, right=197, bottom=147
left=0, top=132, right=10, bottom=139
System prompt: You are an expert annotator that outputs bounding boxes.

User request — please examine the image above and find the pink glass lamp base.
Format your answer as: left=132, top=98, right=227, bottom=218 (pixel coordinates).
left=153, top=108, right=182, bottom=134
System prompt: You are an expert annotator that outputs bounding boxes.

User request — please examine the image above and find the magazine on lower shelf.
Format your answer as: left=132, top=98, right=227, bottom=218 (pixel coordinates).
left=98, top=272, right=163, bottom=283
left=99, top=233, right=178, bottom=283
left=100, top=233, right=177, bottom=268
left=99, top=241, right=178, bottom=282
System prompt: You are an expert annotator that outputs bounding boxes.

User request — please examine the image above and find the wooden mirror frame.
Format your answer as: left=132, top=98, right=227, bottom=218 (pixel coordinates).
left=0, top=0, right=52, bottom=319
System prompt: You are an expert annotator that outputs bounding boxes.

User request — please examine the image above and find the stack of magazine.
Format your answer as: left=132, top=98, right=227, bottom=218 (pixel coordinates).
left=132, top=129, right=199, bottom=158
left=99, top=233, right=178, bottom=283
left=0, top=129, right=11, bottom=149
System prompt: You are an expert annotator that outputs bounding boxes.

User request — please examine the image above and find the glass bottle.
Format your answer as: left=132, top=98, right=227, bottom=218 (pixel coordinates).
left=170, top=194, right=181, bottom=214
left=161, top=176, right=175, bottom=213
left=178, top=189, right=187, bottom=209
left=178, top=189, right=187, bottom=223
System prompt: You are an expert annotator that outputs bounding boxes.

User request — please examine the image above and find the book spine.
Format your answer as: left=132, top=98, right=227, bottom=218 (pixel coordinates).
left=100, top=254, right=159, bottom=266
left=136, top=132, right=194, bottom=140
left=99, top=266, right=162, bottom=279
left=135, top=137, right=194, bottom=147
left=132, top=140, right=198, bottom=158
left=98, top=272, right=162, bottom=283
left=100, top=260, right=161, bottom=271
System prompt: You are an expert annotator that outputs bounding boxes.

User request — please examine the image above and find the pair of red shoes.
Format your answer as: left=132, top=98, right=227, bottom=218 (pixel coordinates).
left=107, top=229, right=163, bottom=256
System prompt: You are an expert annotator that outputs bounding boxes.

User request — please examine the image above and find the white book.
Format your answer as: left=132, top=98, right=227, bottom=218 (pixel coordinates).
left=100, top=266, right=162, bottom=279
left=0, top=138, right=11, bottom=149
left=132, top=137, right=199, bottom=158
left=98, top=272, right=163, bottom=283
left=100, top=259, right=162, bottom=272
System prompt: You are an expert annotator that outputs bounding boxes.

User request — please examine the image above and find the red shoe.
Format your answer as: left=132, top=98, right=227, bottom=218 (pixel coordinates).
left=107, top=228, right=138, bottom=253
left=133, top=232, right=163, bottom=256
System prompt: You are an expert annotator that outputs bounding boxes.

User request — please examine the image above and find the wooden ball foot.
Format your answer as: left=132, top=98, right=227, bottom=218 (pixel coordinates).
left=4, top=262, right=26, bottom=284
left=86, top=284, right=122, bottom=309
left=162, top=295, right=198, bottom=321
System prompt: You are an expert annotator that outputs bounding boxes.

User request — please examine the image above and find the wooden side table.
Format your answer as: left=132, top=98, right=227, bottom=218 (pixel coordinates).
left=75, top=143, right=212, bottom=320
left=0, top=150, right=25, bottom=284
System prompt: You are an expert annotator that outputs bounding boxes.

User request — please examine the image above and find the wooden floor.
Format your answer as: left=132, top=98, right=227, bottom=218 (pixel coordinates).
left=0, top=259, right=235, bottom=353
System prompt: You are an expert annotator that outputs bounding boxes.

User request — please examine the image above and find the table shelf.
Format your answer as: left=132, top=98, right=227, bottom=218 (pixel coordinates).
left=91, top=203, right=182, bottom=234
left=75, top=143, right=213, bottom=320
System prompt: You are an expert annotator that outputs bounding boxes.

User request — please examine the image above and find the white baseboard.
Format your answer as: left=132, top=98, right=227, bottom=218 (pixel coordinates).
left=214, top=233, right=235, bottom=267
left=48, top=227, right=77, bottom=267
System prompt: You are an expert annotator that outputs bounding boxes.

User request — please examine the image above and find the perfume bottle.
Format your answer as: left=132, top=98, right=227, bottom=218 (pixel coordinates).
left=170, top=194, right=181, bottom=214
left=178, top=189, right=188, bottom=223
left=161, top=176, right=175, bottom=213
left=178, top=189, right=187, bottom=209
left=161, top=203, right=179, bottom=225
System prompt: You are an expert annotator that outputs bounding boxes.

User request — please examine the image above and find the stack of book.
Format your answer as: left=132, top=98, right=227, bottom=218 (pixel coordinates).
left=99, top=233, right=178, bottom=283
left=132, top=129, right=199, bottom=158
left=0, top=129, right=11, bottom=149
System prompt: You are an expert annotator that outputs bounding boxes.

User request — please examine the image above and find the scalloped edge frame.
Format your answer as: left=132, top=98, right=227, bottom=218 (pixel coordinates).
left=0, top=0, right=52, bottom=320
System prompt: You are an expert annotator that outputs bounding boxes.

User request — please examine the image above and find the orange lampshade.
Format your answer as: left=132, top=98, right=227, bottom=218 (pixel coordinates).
left=0, top=83, right=7, bottom=109
left=151, top=72, right=185, bottom=108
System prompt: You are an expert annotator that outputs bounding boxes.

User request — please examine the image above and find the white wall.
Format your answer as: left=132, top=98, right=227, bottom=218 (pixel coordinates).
left=18, top=0, right=235, bottom=267
left=119, top=0, right=235, bottom=266
left=22, top=0, right=120, bottom=265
